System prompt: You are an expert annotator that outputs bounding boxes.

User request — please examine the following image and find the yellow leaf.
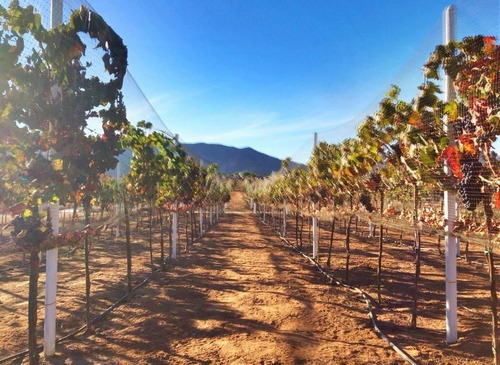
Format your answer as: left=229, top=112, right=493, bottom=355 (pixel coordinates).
left=409, top=111, right=422, bottom=127
left=52, top=159, right=63, bottom=171
left=445, top=101, right=458, bottom=121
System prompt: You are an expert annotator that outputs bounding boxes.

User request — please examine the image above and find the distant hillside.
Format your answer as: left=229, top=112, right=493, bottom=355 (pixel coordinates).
left=184, top=143, right=303, bottom=176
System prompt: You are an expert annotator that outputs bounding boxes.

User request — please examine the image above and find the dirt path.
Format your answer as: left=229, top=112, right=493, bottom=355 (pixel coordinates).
left=41, top=191, right=402, bottom=364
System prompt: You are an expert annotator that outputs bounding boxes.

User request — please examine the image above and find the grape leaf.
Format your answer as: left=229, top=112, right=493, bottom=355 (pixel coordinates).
left=458, top=135, right=477, bottom=155
left=442, top=145, right=463, bottom=179
left=495, top=192, right=500, bottom=209
left=444, top=101, right=458, bottom=121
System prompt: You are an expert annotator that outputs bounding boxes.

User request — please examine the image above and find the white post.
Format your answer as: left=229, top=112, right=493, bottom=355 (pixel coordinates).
left=210, top=206, right=213, bottom=226
left=455, top=200, right=460, bottom=257
left=263, top=204, right=266, bottom=221
left=312, top=132, right=319, bottom=260
left=44, top=0, right=62, bottom=357
left=199, top=208, right=203, bottom=237
left=253, top=203, right=257, bottom=215
left=172, top=210, right=178, bottom=259
left=115, top=161, right=121, bottom=238
left=312, top=206, right=318, bottom=259
left=282, top=201, right=286, bottom=237
left=216, top=205, right=219, bottom=222
left=443, top=4, right=457, bottom=344
left=44, top=203, right=59, bottom=357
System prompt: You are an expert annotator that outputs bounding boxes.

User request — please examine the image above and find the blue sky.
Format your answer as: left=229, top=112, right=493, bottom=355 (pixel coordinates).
left=87, top=0, right=497, bottom=163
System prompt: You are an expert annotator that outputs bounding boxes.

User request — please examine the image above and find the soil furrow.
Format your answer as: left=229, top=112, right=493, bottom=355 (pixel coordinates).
left=38, top=191, right=402, bottom=364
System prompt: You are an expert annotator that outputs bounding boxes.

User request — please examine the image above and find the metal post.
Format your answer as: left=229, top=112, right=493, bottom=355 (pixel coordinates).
left=50, top=0, right=62, bottom=27
left=283, top=201, right=286, bottom=237
left=44, top=0, right=63, bottom=357
left=116, top=161, right=121, bottom=238
left=199, top=208, right=203, bottom=237
left=456, top=200, right=460, bottom=257
left=312, top=132, right=319, bottom=260
left=44, top=204, right=59, bottom=357
left=172, top=210, right=178, bottom=259
left=443, top=4, right=457, bottom=344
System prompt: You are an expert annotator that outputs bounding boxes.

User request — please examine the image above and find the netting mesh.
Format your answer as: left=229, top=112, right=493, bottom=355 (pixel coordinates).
left=0, top=2, right=227, bottom=359
left=291, top=0, right=499, bottom=164
left=0, top=0, right=500, bottom=360
left=0, top=0, right=205, bottom=180
left=243, top=4, right=500, bottom=350
left=1, top=0, right=498, bottom=247
left=277, top=0, right=500, bottom=249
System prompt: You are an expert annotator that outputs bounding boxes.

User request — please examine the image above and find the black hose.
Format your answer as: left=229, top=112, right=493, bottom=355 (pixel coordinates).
left=257, top=214, right=419, bottom=365
left=0, top=267, right=161, bottom=364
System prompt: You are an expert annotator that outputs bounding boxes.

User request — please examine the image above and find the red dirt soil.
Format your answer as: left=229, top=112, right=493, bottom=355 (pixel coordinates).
left=0, top=190, right=495, bottom=364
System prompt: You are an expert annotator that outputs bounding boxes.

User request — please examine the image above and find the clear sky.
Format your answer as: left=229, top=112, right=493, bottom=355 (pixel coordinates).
left=87, top=0, right=497, bottom=163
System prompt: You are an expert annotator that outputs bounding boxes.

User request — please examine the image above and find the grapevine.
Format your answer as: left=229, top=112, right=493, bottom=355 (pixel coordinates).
left=359, top=193, right=375, bottom=212
left=457, top=155, right=483, bottom=211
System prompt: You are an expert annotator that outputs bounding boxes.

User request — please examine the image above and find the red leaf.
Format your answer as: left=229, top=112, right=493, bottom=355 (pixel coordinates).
left=458, top=135, right=477, bottom=155
left=484, top=36, right=496, bottom=46
left=495, top=192, right=500, bottom=209
left=442, top=145, right=463, bottom=179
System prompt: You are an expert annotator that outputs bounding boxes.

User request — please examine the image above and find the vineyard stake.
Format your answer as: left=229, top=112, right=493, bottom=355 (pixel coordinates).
left=172, top=206, right=178, bottom=259
left=443, top=4, right=458, bottom=344
left=312, top=132, right=319, bottom=260
left=116, top=161, right=121, bottom=238
left=282, top=202, right=286, bottom=237
left=44, top=203, right=60, bottom=357
left=43, top=0, right=63, bottom=357
left=199, top=207, right=203, bottom=237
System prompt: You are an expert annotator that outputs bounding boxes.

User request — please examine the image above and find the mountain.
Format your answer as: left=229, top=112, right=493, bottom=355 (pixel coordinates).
left=183, top=143, right=303, bottom=176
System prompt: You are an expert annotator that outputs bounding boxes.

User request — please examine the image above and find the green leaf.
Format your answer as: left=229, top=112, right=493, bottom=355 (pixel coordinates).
left=439, top=137, right=449, bottom=150
left=420, top=146, right=437, bottom=168
left=444, top=101, right=458, bottom=121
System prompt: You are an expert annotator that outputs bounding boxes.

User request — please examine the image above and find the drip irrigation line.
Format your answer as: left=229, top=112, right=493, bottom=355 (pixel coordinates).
left=0, top=265, right=163, bottom=364
left=0, top=265, right=17, bottom=274
left=0, top=206, right=224, bottom=364
left=255, top=212, right=419, bottom=365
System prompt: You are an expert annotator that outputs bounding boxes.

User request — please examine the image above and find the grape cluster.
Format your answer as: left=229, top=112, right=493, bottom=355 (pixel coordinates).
left=457, top=155, right=483, bottom=211
left=370, top=172, right=382, bottom=185
left=454, top=113, right=475, bottom=135
left=359, top=193, right=375, bottom=212
left=390, top=142, right=402, bottom=160
left=11, top=214, right=48, bottom=249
